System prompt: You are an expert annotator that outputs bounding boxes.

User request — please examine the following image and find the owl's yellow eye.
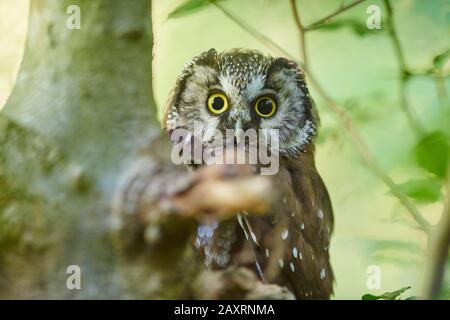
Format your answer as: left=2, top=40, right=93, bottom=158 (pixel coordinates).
left=207, top=92, right=229, bottom=115
left=254, top=96, right=277, bottom=117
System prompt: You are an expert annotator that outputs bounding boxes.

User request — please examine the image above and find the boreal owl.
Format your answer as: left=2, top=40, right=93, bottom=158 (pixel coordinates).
left=163, top=48, right=334, bottom=299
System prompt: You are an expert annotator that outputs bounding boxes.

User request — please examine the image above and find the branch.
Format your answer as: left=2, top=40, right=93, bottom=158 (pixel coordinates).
left=159, top=165, right=272, bottom=220
left=399, top=77, right=424, bottom=136
left=304, top=0, right=367, bottom=31
left=113, top=160, right=273, bottom=225
left=212, top=2, right=294, bottom=59
left=422, top=174, right=450, bottom=299
left=216, top=2, right=430, bottom=232
left=307, top=80, right=431, bottom=232
left=111, top=153, right=290, bottom=299
left=407, top=68, right=449, bottom=111
left=434, top=71, right=450, bottom=110
left=383, top=0, right=424, bottom=136
left=382, top=0, right=407, bottom=70
left=112, top=153, right=275, bottom=265
left=289, top=0, right=308, bottom=67
left=294, top=1, right=429, bottom=231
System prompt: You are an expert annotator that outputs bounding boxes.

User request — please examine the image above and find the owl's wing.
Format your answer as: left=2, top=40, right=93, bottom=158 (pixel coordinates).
left=237, top=154, right=334, bottom=299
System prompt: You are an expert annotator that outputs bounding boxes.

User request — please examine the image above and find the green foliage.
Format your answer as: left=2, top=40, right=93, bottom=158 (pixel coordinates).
left=414, top=131, right=450, bottom=179
left=168, top=0, right=216, bottom=19
left=396, top=178, right=442, bottom=203
left=438, top=285, right=450, bottom=300
left=362, top=286, right=411, bottom=300
left=432, top=48, right=450, bottom=70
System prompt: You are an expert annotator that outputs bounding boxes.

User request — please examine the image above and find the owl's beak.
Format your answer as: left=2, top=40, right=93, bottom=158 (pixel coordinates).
left=234, top=119, right=243, bottom=144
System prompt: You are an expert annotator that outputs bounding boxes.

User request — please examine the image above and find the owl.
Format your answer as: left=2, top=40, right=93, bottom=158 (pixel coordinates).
left=163, top=48, right=334, bottom=299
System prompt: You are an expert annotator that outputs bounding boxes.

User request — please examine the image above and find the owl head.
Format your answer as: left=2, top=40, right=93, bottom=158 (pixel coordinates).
left=163, top=48, right=319, bottom=158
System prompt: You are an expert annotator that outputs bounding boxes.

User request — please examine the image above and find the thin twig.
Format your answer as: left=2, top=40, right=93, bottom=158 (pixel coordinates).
left=385, top=0, right=449, bottom=297
left=383, top=0, right=408, bottom=71
left=214, top=2, right=299, bottom=62
left=399, top=77, right=424, bottom=135
left=213, top=2, right=293, bottom=59
left=434, top=72, right=450, bottom=109
left=215, top=2, right=430, bottom=232
left=304, top=0, right=367, bottom=31
left=308, top=78, right=431, bottom=232
left=402, top=69, right=449, bottom=109
left=290, top=1, right=429, bottom=231
left=289, top=0, right=308, bottom=67
left=383, top=0, right=424, bottom=136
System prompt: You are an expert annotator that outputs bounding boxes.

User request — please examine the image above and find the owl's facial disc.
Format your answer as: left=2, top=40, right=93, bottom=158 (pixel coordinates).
left=166, top=49, right=318, bottom=158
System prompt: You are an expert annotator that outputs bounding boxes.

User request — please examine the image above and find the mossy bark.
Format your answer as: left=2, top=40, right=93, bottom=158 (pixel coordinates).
left=0, top=0, right=171, bottom=298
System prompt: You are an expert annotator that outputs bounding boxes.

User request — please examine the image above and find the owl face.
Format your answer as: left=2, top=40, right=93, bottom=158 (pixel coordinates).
left=164, top=49, right=318, bottom=157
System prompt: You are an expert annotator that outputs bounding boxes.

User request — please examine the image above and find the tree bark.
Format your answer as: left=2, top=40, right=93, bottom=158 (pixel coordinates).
left=0, top=0, right=161, bottom=299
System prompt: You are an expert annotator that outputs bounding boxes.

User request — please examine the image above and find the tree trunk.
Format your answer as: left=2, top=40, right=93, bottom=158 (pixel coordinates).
left=0, top=0, right=162, bottom=299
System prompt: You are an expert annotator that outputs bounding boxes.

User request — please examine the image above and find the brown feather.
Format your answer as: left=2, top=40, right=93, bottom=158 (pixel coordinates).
left=194, top=148, right=334, bottom=299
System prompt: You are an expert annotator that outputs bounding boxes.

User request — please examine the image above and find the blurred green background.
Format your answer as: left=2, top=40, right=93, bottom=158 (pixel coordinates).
left=1, top=0, right=449, bottom=299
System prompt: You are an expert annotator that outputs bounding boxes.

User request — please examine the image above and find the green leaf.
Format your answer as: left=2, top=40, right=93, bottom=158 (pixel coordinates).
left=414, top=131, right=449, bottom=178
left=438, top=286, right=450, bottom=299
left=361, top=293, right=380, bottom=300
left=432, top=49, right=450, bottom=70
left=362, top=286, right=411, bottom=300
left=396, top=178, right=442, bottom=203
left=168, top=0, right=215, bottom=19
